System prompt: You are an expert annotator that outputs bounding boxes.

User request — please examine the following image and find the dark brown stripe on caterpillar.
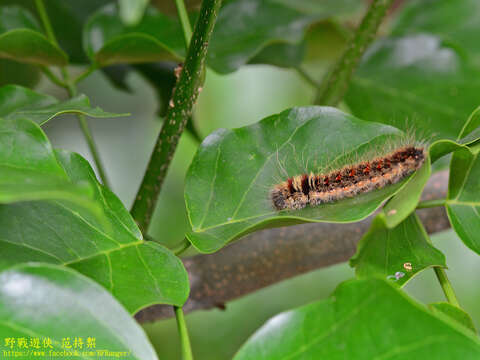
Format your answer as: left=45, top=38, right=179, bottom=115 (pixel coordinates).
left=271, top=146, right=426, bottom=211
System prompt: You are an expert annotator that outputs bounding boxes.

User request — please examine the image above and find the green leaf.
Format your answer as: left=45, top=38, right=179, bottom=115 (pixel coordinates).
left=345, top=34, right=480, bottom=140
left=83, top=4, right=185, bottom=67
left=0, top=117, right=97, bottom=211
left=0, top=263, right=158, bottom=360
left=119, top=0, right=150, bottom=26
left=382, top=153, right=431, bottom=228
left=429, top=302, right=477, bottom=334
left=0, top=85, right=128, bottom=125
left=392, top=0, right=480, bottom=62
left=185, top=106, right=423, bottom=253
left=350, top=214, right=446, bottom=287
left=0, top=118, right=189, bottom=312
left=234, top=278, right=480, bottom=359
left=446, top=144, right=480, bottom=255
left=0, top=29, right=68, bottom=66
left=208, top=0, right=361, bottom=73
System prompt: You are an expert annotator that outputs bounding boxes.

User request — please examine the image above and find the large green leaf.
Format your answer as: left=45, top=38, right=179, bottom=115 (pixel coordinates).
left=446, top=143, right=480, bottom=255
left=234, top=278, right=480, bottom=359
left=0, top=118, right=189, bottom=312
left=83, top=4, right=185, bottom=67
left=208, top=0, right=361, bottom=73
left=345, top=34, right=480, bottom=140
left=0, top=263, right=158, bottom=360
left=393, top=0, right=480, bottom=63
left=0, top=85, right=127, bottom=125
left=350, top=214, right=446, bottom=287
left=185, top=106, right=424, bottom=253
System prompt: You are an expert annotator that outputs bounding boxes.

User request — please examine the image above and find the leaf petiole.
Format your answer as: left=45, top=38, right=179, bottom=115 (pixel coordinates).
left=174, top=306, right=194, bottom=360
left=434, top=267, right=461, bottom=308
left=416, top=198, right=446, bottom=209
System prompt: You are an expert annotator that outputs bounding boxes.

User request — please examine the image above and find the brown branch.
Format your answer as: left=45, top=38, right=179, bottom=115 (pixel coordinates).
left=136, top=170, right=450, bottom=322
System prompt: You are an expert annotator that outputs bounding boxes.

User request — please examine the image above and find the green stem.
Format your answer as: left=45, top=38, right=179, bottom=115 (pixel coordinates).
left=131, top=0, right=223, bottom=233
left=295, top=66, right=321, bottom=89
left=74, top=64, right=98, bottom=85
left=34, top=0, right=58, bottom=45
left=174, top=306, right=194, bottom=360
left=40, top=66, right=66, bottom=87
left=77, top=115, right=111, bottom=187
left=35, top=1, right=111, bottom=188
left=314, top=0, right=394, bottom=106
left=175, top=0, right=193, bottom=46
left=61, top=70, right=111, bottom=188
left=434, top=267, right=461, bottom=308
left=416, top=198, right=446, bottom=209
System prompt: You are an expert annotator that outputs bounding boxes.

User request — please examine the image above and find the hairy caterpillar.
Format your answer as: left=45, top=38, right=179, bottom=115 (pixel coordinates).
left=271, top=146, right=426, bottom=211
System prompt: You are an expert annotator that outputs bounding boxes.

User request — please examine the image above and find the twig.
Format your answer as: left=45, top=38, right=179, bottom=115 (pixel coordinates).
left=314, top=0, right=394, bottom=106
left=131, top=0, right=223, bottom=233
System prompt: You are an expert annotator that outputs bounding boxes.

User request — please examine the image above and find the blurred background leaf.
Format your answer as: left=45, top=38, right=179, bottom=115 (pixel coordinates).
left=393, top=0, right=480, bottom=64
left=119, top=0, right=150, bottom=26
left=2, top=0, right=111, bottom=63
left=345, top=34, right=480, bottom=140
left=83, top=4, right=185, bottom=66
